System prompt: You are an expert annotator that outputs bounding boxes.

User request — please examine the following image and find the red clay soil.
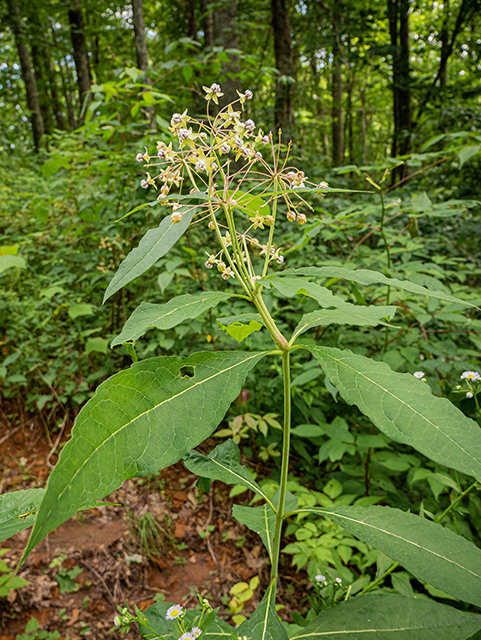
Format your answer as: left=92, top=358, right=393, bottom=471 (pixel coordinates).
left=0, top=417, right=308, bottom=639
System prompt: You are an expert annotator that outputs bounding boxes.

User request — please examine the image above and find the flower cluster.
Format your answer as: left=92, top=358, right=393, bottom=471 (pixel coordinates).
left=134, top=83, right=329, bottom=292
left=457, top=370, right=480, bottom=401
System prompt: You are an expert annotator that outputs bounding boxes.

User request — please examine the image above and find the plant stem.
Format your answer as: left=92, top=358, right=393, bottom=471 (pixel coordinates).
left=270, top=349, right=291, bottom=582
left=253, top=291, right=288, bottom=350
left=262, top=177, right=279, bottom=278
left=380, top=187, right=392, bottom=353
left=436, top=480, right=478, bottom=523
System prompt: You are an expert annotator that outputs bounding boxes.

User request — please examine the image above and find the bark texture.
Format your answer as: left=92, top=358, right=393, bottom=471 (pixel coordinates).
left=6, top=0, right=44, bottom=150
left=388, top=0, right=411, bottom=157
left=213, top=0, right=241, bottom=106
left=271, top=0, right=295, bottom=137
left=67, top=0, right=92, bottom=122
left=132, top=0, right=149, bottom=73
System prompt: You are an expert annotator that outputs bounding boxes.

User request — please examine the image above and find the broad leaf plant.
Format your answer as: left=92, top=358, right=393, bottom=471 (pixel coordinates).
left=2, top=84, right=481, bottom=639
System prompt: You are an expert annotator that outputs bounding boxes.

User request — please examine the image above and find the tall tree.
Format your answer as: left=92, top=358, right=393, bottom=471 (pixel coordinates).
left=132, top=0, right=149, bottom=74
left=67, top=0, right=92, bottom=122
left=200, top=0, right=214, bottom=48
left=388, top=0, right=411, bottom=157
left=6, top=0, right=44, bottom=151
left=271, top=0, right=295, bottom=136
left=213, top=0, right=241, bottom=106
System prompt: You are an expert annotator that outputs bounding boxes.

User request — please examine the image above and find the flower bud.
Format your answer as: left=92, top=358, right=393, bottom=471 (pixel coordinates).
left=264, top=215, right=275, bottom=226
left=297, top=214, right=307, bottom=225
left=276, top=255, right=284, bottom=264
left=170, top=211, right=184, bottom=223
left=318, top=181, right=329, bottom=189
left=205, top=260, right=213, bottom=269
left=113, top=617, right=121, bottom=627
left=195, top=160, right=206, bottom=172
left=245, top=89, right=253, bottom=100
left=217, top=261, right=226, bottom=272
left=208, top=221, right=215, bottom=230
left=286, top=211, right=296, bottom=222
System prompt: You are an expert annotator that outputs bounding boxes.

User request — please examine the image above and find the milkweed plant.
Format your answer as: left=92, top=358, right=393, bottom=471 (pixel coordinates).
left=2, top=84, right=481, bottom=640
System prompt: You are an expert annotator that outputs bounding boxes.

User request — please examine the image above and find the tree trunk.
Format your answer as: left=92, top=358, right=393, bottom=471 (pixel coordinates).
left=213, top=0, right=241, bottom=107
left=6, top=0, right=44, bottom=151
left=331, top=45, right=343, bottom=165
left=388, top=0, right=411, bottom=157
left=271, top=0, right=295, bottom=137
left=67, top=0, right=92, bottom=122
left=132, top=0, right=149, bottom=73
left=439, top=0, right=450, bottom=86
left=30, top=37, right=53, bottom=135
left=185, top=0, right=198, bottom=40
left=44, top=45, right=66, bottom=130
left=200, top=0, right=214, bottom=47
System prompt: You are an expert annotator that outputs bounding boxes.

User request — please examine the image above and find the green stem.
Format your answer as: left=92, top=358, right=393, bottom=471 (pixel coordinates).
left=253, top=291, right=288, bottom=350
left=380, top=187, right=391, bottom=353
left=358, top=561, right=399, bottom=595
left=436, top=480, right=477, bottom=523
left=262, top=177, right=279, bottom=278
left=270, top=349, right=291, bottom=582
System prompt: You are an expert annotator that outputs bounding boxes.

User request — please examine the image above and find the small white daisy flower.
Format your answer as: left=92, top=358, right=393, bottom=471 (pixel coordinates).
left=335, top=577, right=342, bottom=584
left=179, top=633, right=194, bottom=640
left=192, top=628, right=202, bottom=638
left=166, top=604, right=183, bottom=620
left=413, top=371, right=425, bottom=379
left=315, top=574, right=326, bottom=582
left=461, top=371, right=480, bottom=381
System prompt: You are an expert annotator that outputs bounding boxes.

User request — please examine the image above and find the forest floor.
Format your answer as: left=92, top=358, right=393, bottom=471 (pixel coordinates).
left=0, top=410, right=307, bottom=639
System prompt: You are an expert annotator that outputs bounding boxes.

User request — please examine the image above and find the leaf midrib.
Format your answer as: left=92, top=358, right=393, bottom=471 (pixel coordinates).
left=316, top=348, right=477, bottom=469
left=33, top=352, right=265, bottom=537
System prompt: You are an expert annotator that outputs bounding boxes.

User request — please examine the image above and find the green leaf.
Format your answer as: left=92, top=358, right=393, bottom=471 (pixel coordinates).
left=139, top=601, right=232, bottom=639
left=292, top=504, right=481, bottom=607
left=103, top=209, right=195, bottom=302
left=0, top=254, right=26, bottom=275
left=112, top=291, right=233, bottom=346
left=458, top=145, right=480, bottom=168
left=308, top=346, right=481, bottom=482
left=237, top=579, right=289, bottom=640
left=68, top=303, right=94, bottom=320
left=0, top=489, right=45, bottom=542
left=267, top=267, right=478, bottom=307
left=233, top=490, right=297, bottom=560
left=217, top=314, right=264, bottom=343
left=290, top=594, right=481, bottom=639
left=183, top=440, right=274, bottom=508
left=22, top=350, right=268, bottom=560
left=291, top=305, right=396, bottom=343
left=85, top=337, right=108, bottom=355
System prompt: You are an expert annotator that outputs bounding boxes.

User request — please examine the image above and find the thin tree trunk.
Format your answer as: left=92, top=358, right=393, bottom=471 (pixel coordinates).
left=439, top=0, right=450, bottom=86
left=331, top=45, right=343, bottom=165
left=132, top=0, right=149, bottom=73
left=30, top=37, right=53, bottom=135
left=398, top=0, right=411, bottom=155
left=44, top=45, right=66, bottom=130
left=361, top=89, right=368, bottom=164
left=271, top=0, right=295, bottom=137
left=213, top=0, right=241, bottom=107
left=185, top=0, right=198, bottom=40
left=67, top=0, right=92, bottom=122
left=388, top=0, right=399, bottom=157
left=200, top=0, right=214, bottom=47
left=6, top=0, right=44, bottom=151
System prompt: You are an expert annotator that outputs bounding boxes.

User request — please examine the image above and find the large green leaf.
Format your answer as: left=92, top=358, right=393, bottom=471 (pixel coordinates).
left=0, top=489, right=45, bottom=542
left=233, top=490, right=297, bottom=560
left=0, top=254, right=26, bottom=275
left=291, top=306, right=396, bottom=343
left=289, top=505, right=481, bottom=607
left=290, top=594, right=481, bottom=639
left=308, top=346, right=481, bottom=481
left=237, top=579, right=289, bottom=640
left=103, top=209, right=195, bottom=302
left=183, top=440, right=275, bottom=509
left=23, top=350, right=268, bottom=560
left=267, top=267, right=478, bottom=307
left=139, top=601, right=233, bottom=638
left=111, top=291, right=232, bottom=346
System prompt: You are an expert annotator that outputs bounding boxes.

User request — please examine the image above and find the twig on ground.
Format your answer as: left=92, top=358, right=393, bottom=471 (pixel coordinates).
left=80, top=560, right=117, bottom=610
left=0, top=426, right=21, bottom=447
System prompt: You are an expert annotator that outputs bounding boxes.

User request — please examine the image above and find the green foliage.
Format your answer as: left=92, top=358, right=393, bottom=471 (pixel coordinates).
left=0, top=549, right=29, bottom=598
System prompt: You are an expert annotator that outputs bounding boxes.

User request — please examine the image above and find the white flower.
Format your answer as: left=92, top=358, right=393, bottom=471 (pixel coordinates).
left=461, top=371, right=480, bottom=381
left=113, top=616, right=121, bottom=627
left=467, top=392, right=474, bottom=398
left=166, top=605, right=183, bottom=620
left=244, top=89, right=253, bottom=100
left=245, top=119, right=255, bottom=133
left=141, top=179, right=149, bottom=189
left=158, top=148, right=166, bottom=160
left=318, top=181, right=329, bottom=189
left=276, top=255, right=284, bottom=264
left=195, top=160, right=206, bottom=172
left=210, top=83, right=222, bottom=95
left=234, top=137, right=243, bottom=148
left=261, top=135, right=269, bottom=145
left=413, top=371, right=425, bottom=379
left=178, top=128, right=191, bottom=141
left=171, top=113, right=182, bottom=126
left=136, top=152, right=144, bottom=162
left=192, top=628, right=202, bottom=638
left=315, top=574, right=326, bottom=582
left=221, top=143, right=230, bottom=154
left=179, top=633, right=194, bottom=640
left=335, top=577, right=342, bottom=584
